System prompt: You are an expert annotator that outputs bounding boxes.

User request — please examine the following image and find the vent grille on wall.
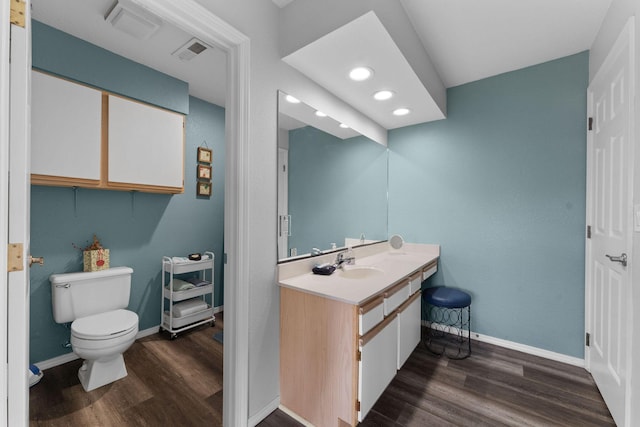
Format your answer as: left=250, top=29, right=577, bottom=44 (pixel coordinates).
left=172, top=38, right=210, bottom=61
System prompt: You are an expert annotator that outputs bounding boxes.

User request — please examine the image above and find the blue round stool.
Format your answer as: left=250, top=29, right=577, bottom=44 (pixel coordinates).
left=423, top=287, right=471, bottom=359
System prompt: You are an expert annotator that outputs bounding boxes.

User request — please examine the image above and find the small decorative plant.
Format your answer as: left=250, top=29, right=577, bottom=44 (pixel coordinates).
left=73, top=234, right=109, bottom=272
left=72, top=234, right=104, bottom=252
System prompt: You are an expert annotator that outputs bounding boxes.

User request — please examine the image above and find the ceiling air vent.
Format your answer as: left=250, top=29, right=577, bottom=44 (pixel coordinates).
left=172, top=38, right=210, bottom=61
left=105, top=0, right=162, bottom=40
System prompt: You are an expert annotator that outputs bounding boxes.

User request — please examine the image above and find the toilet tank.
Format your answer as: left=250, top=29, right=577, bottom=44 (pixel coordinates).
left=50, top=267, right=134, bottom=323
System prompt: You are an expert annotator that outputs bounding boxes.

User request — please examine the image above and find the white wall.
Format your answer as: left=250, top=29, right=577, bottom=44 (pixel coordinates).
left=192, top=0, right=385, bottom=422
left=590, top=0, right=640, bottom=425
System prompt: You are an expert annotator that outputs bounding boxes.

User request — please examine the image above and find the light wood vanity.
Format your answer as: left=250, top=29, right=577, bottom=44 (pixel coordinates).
left=278, top=243, right=439, bottom=427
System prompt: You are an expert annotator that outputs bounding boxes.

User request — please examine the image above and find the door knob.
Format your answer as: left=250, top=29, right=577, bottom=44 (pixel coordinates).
left=605, top=253, right=627, bottom=267
left=29, top=256, right=44, bottom=267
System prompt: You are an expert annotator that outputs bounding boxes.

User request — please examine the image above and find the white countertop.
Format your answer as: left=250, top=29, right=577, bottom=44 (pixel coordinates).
left=277, top=243, right=439, bottom=305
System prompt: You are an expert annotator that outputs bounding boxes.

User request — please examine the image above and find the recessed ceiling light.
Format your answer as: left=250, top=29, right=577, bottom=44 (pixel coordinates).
left=349, top=67, right=373, bottom=82
left=315, top=111, right=327, bottom=117
left=339, top=123, right=349, bottom=129
left=285, top=95, right=300, bottom=104
left=393, top=108, right=411, bottom=116
left=373, top=90, right=394, bottom=101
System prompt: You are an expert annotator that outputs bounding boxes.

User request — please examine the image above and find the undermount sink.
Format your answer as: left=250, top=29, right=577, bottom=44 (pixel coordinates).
left=338, top=265, right=384, bottom=279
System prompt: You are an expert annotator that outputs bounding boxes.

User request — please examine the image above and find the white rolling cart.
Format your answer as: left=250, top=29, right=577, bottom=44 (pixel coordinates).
left=161, top=252, right=215, bottom=339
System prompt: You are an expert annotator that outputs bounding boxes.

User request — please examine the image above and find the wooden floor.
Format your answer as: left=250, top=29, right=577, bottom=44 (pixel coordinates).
left=30, top=315, right=225, bottom=426
left=30, top=320, right=614, bottom=427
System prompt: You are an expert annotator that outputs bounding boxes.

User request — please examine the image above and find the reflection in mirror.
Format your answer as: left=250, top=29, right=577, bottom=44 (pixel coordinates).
left=277, top=91, right=388, bottom=262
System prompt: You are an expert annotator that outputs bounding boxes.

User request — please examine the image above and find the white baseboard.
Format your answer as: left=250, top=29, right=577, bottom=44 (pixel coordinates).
left=278, top=405, right=314, bottom=427
left=248, top=396, right=280, bottom=427
left=136, top=325, right=160, bottom=339
left=35, top=351, right=79, bottom=371
left=422, top=321, right=584, bottom=367
left=35, top=306, right=224, bottom=371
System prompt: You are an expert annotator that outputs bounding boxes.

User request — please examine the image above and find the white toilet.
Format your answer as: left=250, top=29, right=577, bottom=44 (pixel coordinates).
left=50, top=266, right=139, bottom=392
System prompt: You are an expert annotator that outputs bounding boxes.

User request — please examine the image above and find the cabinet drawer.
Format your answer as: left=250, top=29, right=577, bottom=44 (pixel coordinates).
left=422, top=260, right=438, bottom=281
left=408, top=271, right=422, bottom=295
left=359, top=296, right=384, bottom=336
left=384, top=282, right=410, bottom=316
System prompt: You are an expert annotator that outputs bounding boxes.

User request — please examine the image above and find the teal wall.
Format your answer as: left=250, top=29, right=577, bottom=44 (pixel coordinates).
left=389, top=52, right=588, bottom=358
left=29, top=25, right=225, bottom=363
left=288, top=127, right=388, bottom=255
left=32, top=21, right=189, bottom=114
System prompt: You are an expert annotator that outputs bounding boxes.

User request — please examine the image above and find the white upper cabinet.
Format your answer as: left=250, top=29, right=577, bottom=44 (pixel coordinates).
left=30, top=72, right=185, bottom=194
left=31, top=70, right=102, bottom=182
left=108, top=95, right=184, bottom=190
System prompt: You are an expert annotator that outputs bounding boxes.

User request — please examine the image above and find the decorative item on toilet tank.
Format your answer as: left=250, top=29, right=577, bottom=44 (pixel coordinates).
left=73, top=234, right=110, bottom=272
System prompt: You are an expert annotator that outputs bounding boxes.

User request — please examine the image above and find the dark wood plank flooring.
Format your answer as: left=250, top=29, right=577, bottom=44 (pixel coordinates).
left=30, top=320, right=614, bottom=427
left=30, top=315, right=225, bottom=426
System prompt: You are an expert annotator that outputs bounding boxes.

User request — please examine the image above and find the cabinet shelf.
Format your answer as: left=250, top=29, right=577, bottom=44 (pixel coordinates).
left=160, top=252, right=215, bottom=339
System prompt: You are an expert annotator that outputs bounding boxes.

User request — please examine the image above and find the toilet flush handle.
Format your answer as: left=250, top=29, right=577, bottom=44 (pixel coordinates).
left=28, top=256, right=44, bottom=267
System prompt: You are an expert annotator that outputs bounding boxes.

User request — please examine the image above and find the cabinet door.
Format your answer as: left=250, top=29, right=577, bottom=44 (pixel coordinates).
left=31, top=71, right=102, bottom=181
left=108, top=95, right=184, bottom=190
left=358, top=316, right=398, bottom=422
left=397, top=293, right=422, bottom=369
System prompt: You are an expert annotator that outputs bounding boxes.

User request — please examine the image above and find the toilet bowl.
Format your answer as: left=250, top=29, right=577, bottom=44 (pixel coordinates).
left=50, top=267, right=138, bottom=392
left=70, top=309, right=138, bottom=391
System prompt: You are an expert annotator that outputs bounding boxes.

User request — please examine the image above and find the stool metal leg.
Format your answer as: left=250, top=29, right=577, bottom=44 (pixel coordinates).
left=424, top=303, right=471, bottom=360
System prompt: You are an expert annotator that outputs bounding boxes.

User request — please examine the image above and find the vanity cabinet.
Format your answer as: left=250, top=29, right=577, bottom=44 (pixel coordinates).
left=31, top=70, right=184, bottom=194
left=280, top=256, right=438, bottom=427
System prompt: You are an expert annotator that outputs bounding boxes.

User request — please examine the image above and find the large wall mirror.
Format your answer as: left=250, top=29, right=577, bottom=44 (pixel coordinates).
left=277, top=91, right=388, bottom=262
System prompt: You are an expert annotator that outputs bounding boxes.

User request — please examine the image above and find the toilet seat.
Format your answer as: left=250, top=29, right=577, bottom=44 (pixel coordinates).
left=71, top=309, right=138, bottom=340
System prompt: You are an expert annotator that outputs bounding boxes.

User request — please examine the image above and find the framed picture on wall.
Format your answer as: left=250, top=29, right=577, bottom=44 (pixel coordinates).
left=197, top=181, right=211, bottom=197
left=197, top=147, right=212, bottom=164
left=197, top=164, right=212, bottom=180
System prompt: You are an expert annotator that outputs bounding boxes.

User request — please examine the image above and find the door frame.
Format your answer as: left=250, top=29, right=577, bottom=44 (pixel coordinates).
left=2, top=0, right=253, bottom=425
left=0, top=0, right=12, bottom=423
left=585, top=16, right=635, bottom=427
left=133, top=2, right=252, bottom=425
left=7, top=2, right=31, bottom=424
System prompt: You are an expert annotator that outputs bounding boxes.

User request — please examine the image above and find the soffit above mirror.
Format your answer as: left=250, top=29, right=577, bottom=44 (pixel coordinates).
left=282, top=11, right=446, bottom=130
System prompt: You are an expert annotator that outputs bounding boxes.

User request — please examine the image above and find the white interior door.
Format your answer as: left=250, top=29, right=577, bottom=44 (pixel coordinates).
left=277, top=148, right=289, bottom=259
left=4, top=2, right=32, bottom=426
left=586, top=18, right=634, bottom=427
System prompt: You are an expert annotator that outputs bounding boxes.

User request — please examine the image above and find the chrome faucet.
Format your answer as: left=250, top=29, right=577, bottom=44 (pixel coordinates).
left=335, top=249, right=355, bottom=269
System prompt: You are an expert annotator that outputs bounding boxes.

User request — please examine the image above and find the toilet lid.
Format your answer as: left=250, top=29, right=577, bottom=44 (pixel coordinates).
left=71, top=309, right=138, bottom=340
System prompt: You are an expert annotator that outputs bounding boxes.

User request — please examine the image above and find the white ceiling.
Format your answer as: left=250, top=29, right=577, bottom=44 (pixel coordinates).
left=400, top=0, right=612, bottom=88
left=32, top=0, right=611, bottom=127
left=31, top=0, right=227, bottom=107
left=276, top=0, right=611, bottom=129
